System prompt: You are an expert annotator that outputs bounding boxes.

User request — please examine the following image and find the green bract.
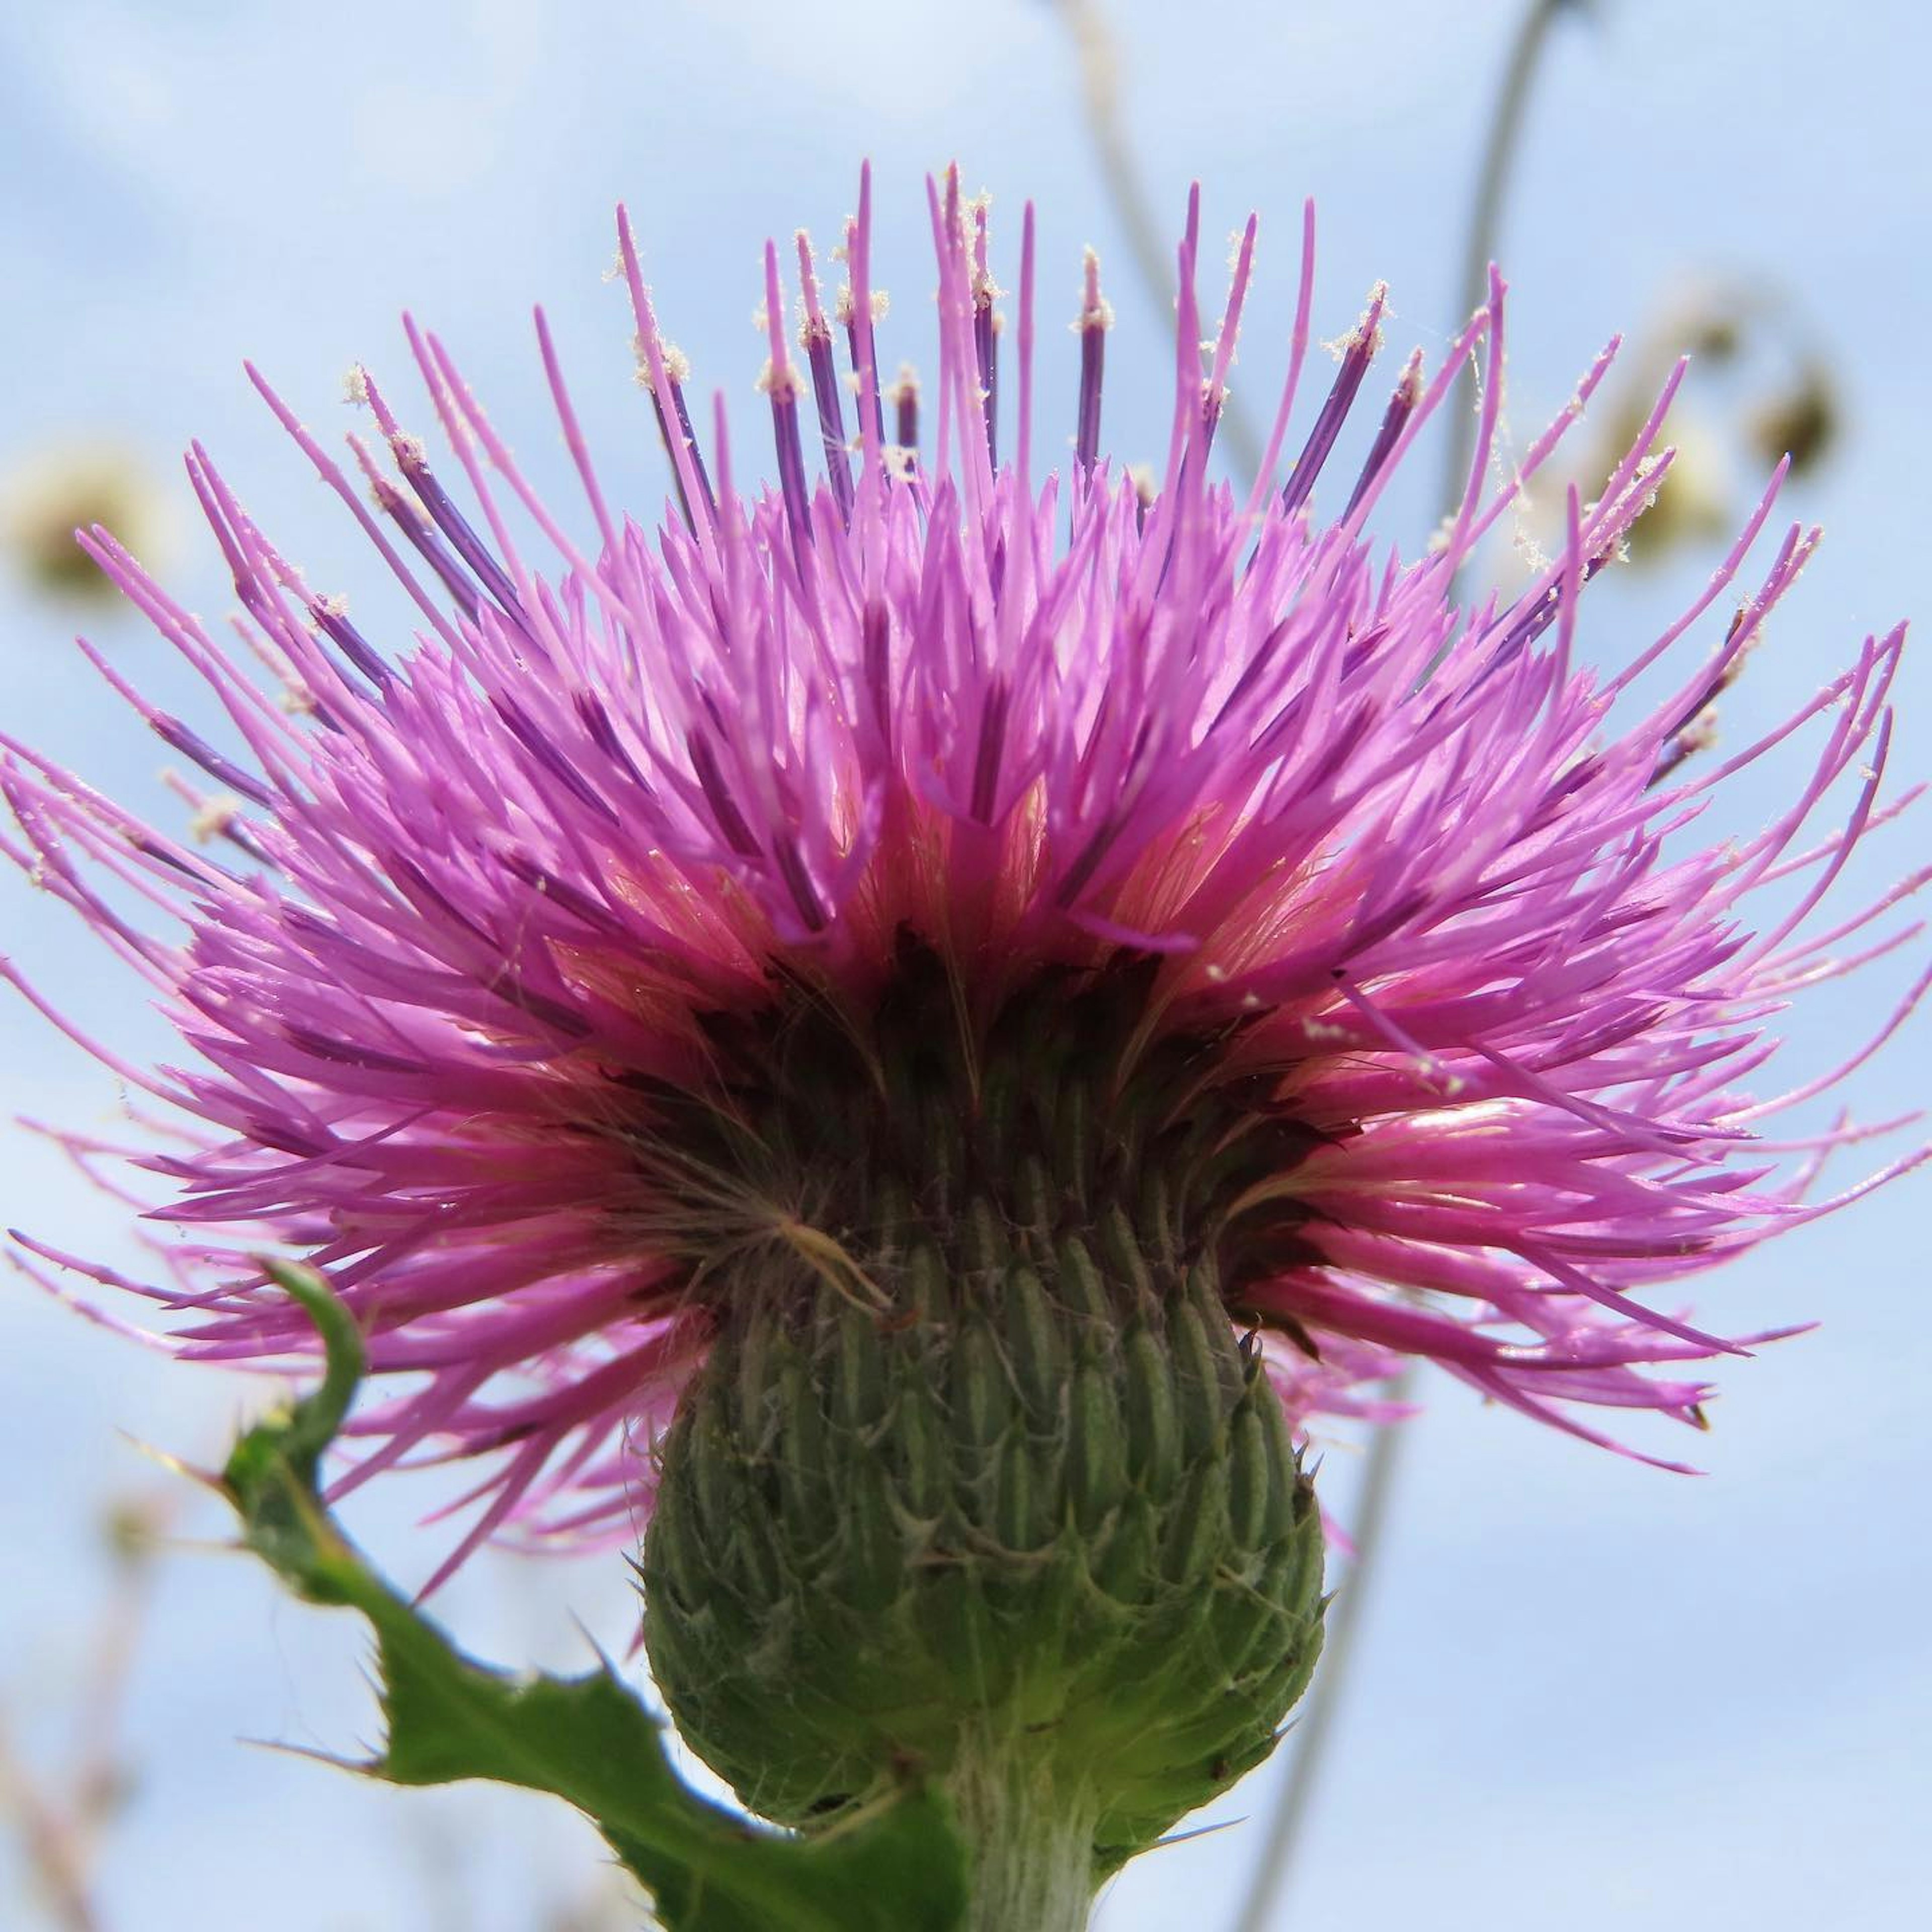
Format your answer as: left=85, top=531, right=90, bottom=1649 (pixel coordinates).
left=641, top=946, right=1329, bottom=1917
left=646, top=1243, right=1325, bottom=1869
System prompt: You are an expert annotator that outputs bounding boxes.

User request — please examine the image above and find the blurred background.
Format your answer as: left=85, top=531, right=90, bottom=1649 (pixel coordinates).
left=1, top=2, right=1925, bottom=1927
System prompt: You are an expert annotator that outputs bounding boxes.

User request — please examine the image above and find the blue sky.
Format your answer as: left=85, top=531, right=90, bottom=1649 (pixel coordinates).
left=1, top=3, right=1927, bottom=1927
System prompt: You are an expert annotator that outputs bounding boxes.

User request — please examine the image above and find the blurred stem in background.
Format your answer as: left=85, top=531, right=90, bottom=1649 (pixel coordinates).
left=1056, top=0, right=1265, bottom=477
left=0, top=1497, right=169, bottom=1932
left=1058, top=3, right=1590, bottom=1925
left=1233, top=9, right=1588, bottom=1924
left=1438, top=1, right=1590, bottom=523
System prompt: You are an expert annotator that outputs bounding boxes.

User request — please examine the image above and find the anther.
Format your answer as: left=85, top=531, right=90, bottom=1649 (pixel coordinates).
left=1074, top=247, right=1112, bottom=478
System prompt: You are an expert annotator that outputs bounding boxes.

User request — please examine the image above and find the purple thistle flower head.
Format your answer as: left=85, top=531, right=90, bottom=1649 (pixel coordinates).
left=3, top=163, right=1924, bottom=1859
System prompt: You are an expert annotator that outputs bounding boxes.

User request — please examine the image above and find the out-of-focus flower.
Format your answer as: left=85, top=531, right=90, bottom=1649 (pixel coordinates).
left=0, top=443, right=167, bottom=606
left=4, top=166, right=1921, bottom=1883
left=1750, top=357, right=1839, bottom=475
left=1559, top=276, right=1845, bottom=569
left=1605, top=396, right=1735, bottom=562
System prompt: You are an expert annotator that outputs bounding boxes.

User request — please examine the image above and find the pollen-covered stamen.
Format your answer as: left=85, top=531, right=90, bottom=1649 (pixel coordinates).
left=347, top=438, right=485, bottom=621
left=1469, top=542, right=1618, bottom=694
left=1665, top=603, right=1763, bottom=733
left=759, top=242, right=814, bottom=553
left=839, top=217, right=889, bottom=449
left=971, top=195, right=1000, bottom=468
left=794, top=230, right=855, bottom=521
left=1074, top=247, right=1110, bottom=476
left=1280, top=283, right=1387, bottom=515
left=929, top=165, right=999, bottom=524
left=665, top=380, right=716, bottom=522
left=845, top=164, right=890, bottom=545
left=177, top=449, right=356, bottom=734
left=615, top=205, right=717, bottom=538
left=888, top=364, right=920, bottom=458
left=357, top=366, right=528, bottom=622
left=1135, top=184, right=1206, bottom=570
left=1201, top=212, right=1259, bottom=453
left=248, top=364, right=465, bottom=654
left=158, top=767, right=275, bottom=867
left=306, top=594, right=394, bottom=692
left=1343, top=347, right=1425, bottom=518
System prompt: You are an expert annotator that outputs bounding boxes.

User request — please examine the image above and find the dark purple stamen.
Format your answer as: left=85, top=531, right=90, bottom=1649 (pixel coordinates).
left=686, top=729, right=762, bottom=856
left=496, top=847, right=632, bottom=938
left=489, top=695, right=620, bottom=826
left=1280, top=291, right=1386, bottom=517
left=762, top=243, right=815, bottom=554
left=666, top=382, right=718, bottom=523
left=1661, top=608, right=1753, bottom=740
left=1476, top=549, right=1615, bottom=685
left=974, top=300, right=999, bottom=470
left=1647, top=725, right=1712, bottom=791
left=383, top=854, right=496, bottom=950
left=1074, top=248, right=1110, bottom=480
left=1076, top=335, right=1104, bottom=477
left=573, top=689, right=656, bottom=794
left=647, top=390, right=700, bottom=532
left=363, top=468, right=484, bottom=620
left=1200, top=390, right=1225, bottom=461
left=215, top=817, right=275, bottom=869
left=803, top=327, right=856, bottom=521
left=1056, top=804, right=1129, bottom=909
left=151, top=715, right=274, bottom=809
left=130, top=834, right=217, bottom=881
left=970, top=676, right=1011, bottom=823
left=1343, top=351, right=1424, bottom=519
left=239, top=1117, right=329, bottom=1160
left=895, top=370, right=920, bottom=456
left=391, top=447, right=527, bottom=618
left=863, top=601, right=893, bottom=752
left=972, top=198, right=999, bottom=467
left=838, top=318, right=884, bottom=450
left=796, top=230, right=855, bottom=521
left=771, top=389, right=814, bottom=552
left=488, top=977, right=596, bottom=1040
left=773, top=834, right=828, bottom=933
left=1208, top=615, right=1296, bottom=735
left=844, top=308, right=888, bottom=449
left=285, top=1026, right=428, bottom=1075
left=309, top=600, right=395, bottom=690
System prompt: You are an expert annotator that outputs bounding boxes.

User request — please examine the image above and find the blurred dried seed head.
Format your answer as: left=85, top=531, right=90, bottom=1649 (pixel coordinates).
left=1, top=443, right=167, bottom=606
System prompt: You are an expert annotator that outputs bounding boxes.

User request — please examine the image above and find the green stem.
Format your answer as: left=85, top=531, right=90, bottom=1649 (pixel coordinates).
left=945, top=1728, right=1098, bottom=1932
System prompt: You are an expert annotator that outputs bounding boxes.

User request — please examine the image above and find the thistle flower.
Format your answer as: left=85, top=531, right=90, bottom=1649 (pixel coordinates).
left=4, top=166, right=1922, bottom=1920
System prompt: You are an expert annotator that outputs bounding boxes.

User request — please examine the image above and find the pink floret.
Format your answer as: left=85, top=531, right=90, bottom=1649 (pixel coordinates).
left=4, top=165, right=1922, bottom=1580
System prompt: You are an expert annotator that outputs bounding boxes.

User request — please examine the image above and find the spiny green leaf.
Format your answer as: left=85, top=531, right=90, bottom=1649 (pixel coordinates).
left=219, top=1260, right=968, bottom=1932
